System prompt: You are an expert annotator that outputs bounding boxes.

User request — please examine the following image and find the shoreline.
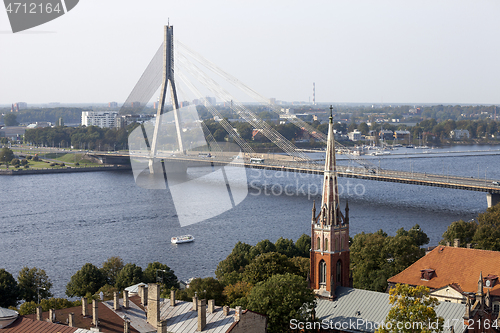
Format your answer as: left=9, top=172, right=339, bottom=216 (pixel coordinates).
left=0, top=164, right=131, bottom=175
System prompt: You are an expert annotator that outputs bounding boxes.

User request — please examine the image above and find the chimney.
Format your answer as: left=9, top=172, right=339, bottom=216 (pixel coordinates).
left=197, top=299, right=206, bottom=331
left=68, top=313, right=74, bottom=327
left=139, top=284, right=148, bottom=306
left=92, top=299, right=98, bottom=326
left=467, top=243, right=472, bottom=249
left=192, top=294, right=198, bottom=311
left=454, top=238, right=460, bottom=248
left=124, top=320, right=130, bottom=333
left=170, top=289, right=176, bottom=307
left=123, top=290, right=129, bottom=309
left=223, top=306, right=229, bottom=316
left=36, top=306, right=42, bottom=321
left=82, top=297, right=88, bottom=316
left=157, top=319, right=167, bottom=333
left=48, top=309, right=54, bottom=323
left=208, top=299, right=215, bottom=313
left=235, top=306, right=242, bottom=322
left=147, top=283, right=160, bottom=327
left=445, top=241, right=450, bottom=247
left=114, top=292, right=120, bottom=310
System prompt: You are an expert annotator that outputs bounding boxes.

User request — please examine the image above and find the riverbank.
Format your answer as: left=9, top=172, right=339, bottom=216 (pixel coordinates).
left=0, top=164, right=131, bottom=175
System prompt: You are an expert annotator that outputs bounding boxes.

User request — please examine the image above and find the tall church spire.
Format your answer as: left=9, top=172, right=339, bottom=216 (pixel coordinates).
left=321, top=105, right=340, bottom=225
left=309, top=105, right=351, bottom=300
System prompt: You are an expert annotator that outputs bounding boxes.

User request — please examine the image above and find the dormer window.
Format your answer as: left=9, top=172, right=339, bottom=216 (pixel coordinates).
left=484, top=275, right=498, bottom=288
left=420, top=269, right=435, bottom=280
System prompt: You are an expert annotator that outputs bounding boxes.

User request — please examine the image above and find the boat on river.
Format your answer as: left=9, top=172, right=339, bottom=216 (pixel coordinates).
left=171, top=235, right=195, bottom=244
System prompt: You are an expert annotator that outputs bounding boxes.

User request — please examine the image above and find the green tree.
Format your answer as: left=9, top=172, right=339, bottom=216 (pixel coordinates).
left=249, top=239, right=276, bottom=258
left=242, top=252, right=299, bottom=285
left=114, top=263, right=143, bottom=290
left=295, top=234, right=311, bottom=257
left=180, top=277, right=225, bottom=306
left=143, top=262, right=178, bottom=290
left=66, top=263, right=106, bottom=297
left=472, top=203, right=500, bottom=250
left=351, top=226, right=427, bottom=292
left=358, top=122, right=370, bottom=135
left=290, top=256, right=310, bottom=279
left=377, top=284, right=444, bottom=333
left=18, top=298, right=81, bottom=315
left=275, top=237, right=299, bottom=258
left=0, top=269, right=19, bottom=307
left=246, top=273, right=315, bottom=333
left=223, top=281, right=252, bottom=307
left=17, top=267, right=53, bottom=303
left=440, top=220, right=477, bottom=246
left=3, top=113, right=18, bottom=126
left=235, top=122, right=253, bottom=141
left=215, top=241, right=252, bottom=280
left=350, top=230, right=390, bottom=292
left=100, top=256, right=124, bottom=286
left=0, top=147, right=14, bottom=165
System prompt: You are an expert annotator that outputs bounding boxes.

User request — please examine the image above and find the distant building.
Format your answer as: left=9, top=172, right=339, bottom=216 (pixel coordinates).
left=204, top=96, right=216, bottom=106
left=116, top=114, right=155, bottom=128
left=450, top=129, right=470, bottom=140
left=251, top=129, right=266, bottom=141
left=394, top=130, right=410, bottom=142
left=11, top=102, right=27, bottom=112
left=0, top=126, right=26, bottom=142
left=108, top=101, right=118, bottom=108
left=379, top=130, right=393, bottom=140
left=81, top=111, right=118, bottom=128
left=348, top=130, right=362, bottom=141
left=26, top=122, right=52, bottom=129
left=131, top=101, right=141, bottom=108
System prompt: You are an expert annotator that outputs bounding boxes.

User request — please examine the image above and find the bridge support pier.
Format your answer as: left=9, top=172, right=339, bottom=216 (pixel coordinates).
left=487, top=193, right=500, bottom=208
left=148, top=158, right=187, bottom=175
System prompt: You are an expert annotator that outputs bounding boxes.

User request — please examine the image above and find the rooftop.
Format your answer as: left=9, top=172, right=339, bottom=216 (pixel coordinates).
left=388, top=245, right=500, bottom=296
left=316, top=287, right=466, bottom=333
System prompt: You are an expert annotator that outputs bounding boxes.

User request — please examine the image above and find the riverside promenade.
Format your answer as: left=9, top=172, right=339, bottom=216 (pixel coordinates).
left=0, top=164, right=131, bottom=175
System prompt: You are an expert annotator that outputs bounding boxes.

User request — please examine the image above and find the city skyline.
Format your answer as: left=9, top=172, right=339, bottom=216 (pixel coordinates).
left=1, top=0, right=500, bottom=105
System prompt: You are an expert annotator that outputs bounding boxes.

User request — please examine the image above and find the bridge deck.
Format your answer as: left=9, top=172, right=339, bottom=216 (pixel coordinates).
left=94, top=152, right=500, bottom=194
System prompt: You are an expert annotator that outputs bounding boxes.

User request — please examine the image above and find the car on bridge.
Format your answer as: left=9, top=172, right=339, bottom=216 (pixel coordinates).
left=493, top=181, right=500, bottom=186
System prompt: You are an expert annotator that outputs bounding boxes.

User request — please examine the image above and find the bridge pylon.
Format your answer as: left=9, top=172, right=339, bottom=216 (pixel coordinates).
left=149, top=25, right=184, bottom=174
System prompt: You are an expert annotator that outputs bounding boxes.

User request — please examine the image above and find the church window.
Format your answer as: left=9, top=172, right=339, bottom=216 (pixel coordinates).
left=336, top=260, right=342, bottom=284
left=316, top=237, right=320, bottom=250
left=324, top=238, right=328, bottom=252
left=319, top=260, right=326, bottom=286
left=341, top=237, right=345, bottom=250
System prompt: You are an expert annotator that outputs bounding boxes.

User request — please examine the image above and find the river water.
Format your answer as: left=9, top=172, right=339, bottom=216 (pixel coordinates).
left=0, top=145, right=499, bottom=297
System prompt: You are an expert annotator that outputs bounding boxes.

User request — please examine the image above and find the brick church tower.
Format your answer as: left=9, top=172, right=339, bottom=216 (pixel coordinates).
left=309, top=106, right=351, bottom=300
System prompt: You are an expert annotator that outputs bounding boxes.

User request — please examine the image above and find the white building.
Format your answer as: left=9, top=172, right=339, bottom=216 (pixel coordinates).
left=348, top=130, right=362, bottom=141
left=450, top=129, right=470, bottom=140
left=81, top=111, right=118, bottom=128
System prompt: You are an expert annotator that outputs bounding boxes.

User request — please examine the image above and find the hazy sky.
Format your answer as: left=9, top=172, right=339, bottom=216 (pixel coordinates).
left=1, top=0, right=500, bottom=105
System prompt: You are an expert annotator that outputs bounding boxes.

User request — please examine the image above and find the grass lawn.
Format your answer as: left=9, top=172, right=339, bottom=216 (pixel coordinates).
left=0, top=153, right=103, bottom=170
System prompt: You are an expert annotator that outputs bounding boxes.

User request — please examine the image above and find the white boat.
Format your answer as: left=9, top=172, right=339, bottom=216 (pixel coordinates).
left=171, top=235, right=195, bottom=244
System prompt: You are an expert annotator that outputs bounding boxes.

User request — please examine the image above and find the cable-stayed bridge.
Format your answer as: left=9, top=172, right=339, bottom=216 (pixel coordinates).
left=106, top=25, right=500, bottom=207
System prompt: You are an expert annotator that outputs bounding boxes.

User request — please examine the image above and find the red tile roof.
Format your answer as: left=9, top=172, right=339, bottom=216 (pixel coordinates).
left=1, top=316, right=78, bottom=333
left=24, top=301, right=139, bottom=333
left=388, top=245, right=500, bottom=296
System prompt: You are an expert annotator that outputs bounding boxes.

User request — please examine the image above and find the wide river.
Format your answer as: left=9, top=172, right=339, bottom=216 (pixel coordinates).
left=1, top=145, right=499, bottom=297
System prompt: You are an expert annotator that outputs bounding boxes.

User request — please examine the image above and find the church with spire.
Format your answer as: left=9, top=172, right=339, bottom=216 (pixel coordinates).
left=309, top=106, right=351, bottom=300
